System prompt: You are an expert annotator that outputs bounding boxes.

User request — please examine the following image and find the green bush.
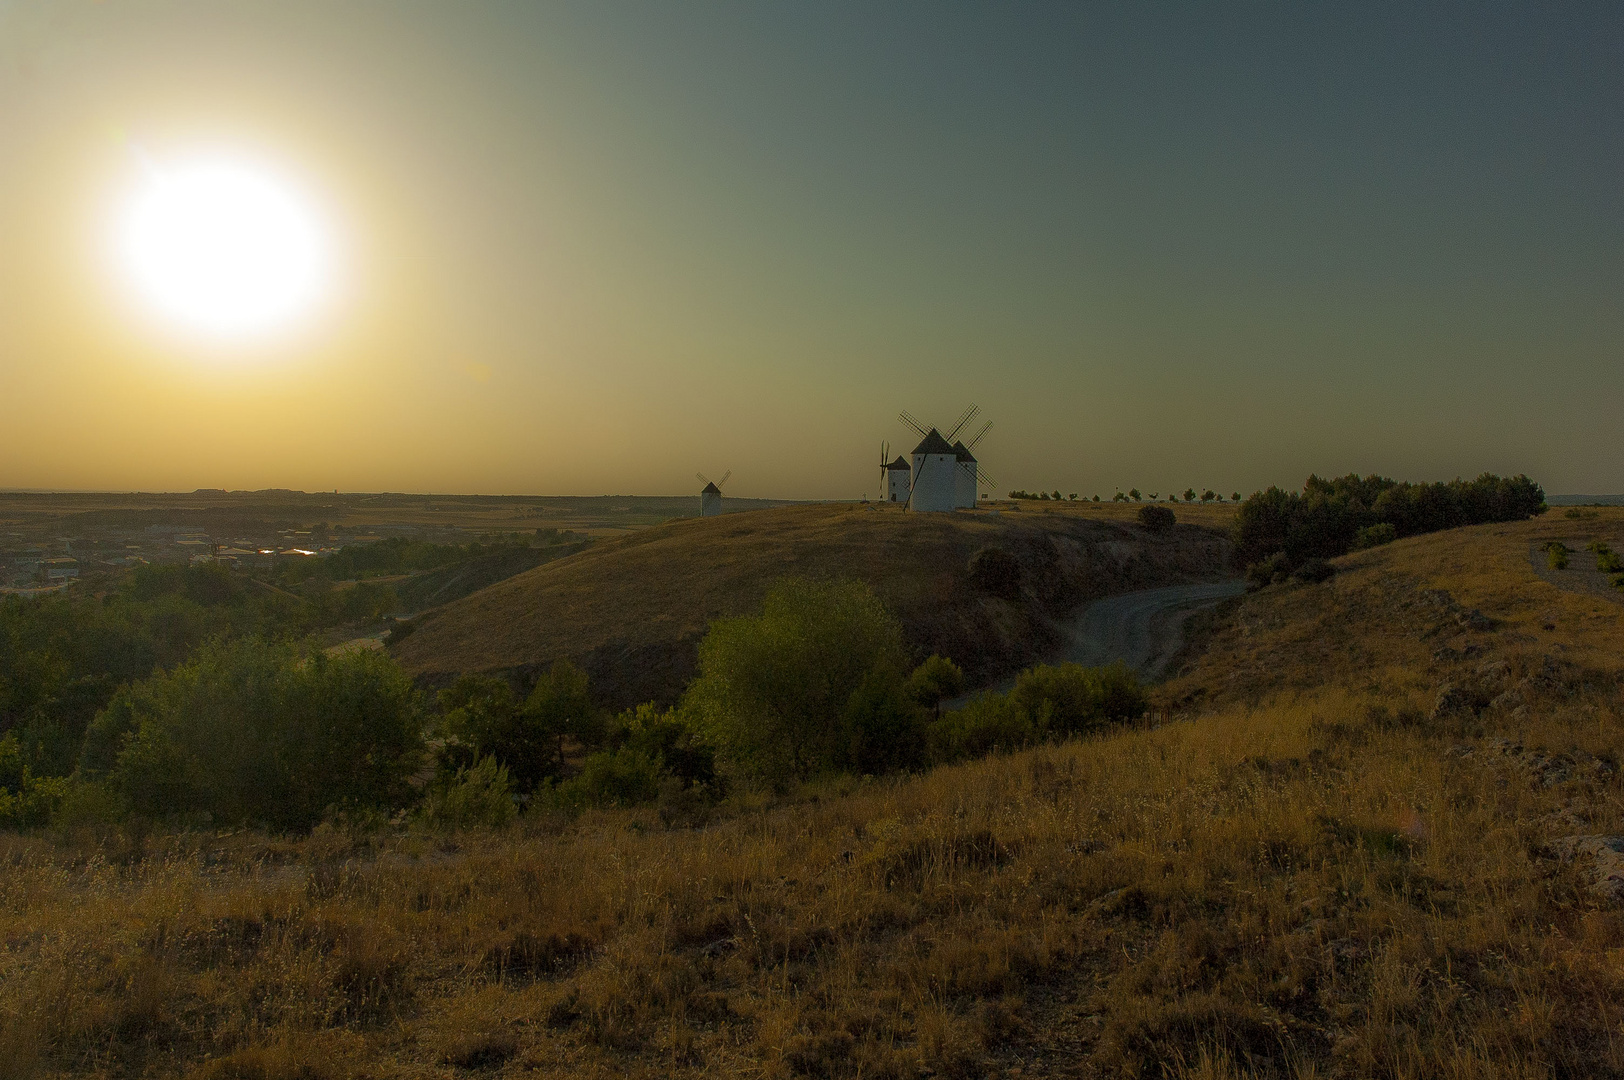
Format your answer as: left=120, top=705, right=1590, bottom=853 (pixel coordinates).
left=421, top=755, right=517, bottom=828
left=928, top=694, right=1035, bottom=762
left=1291, top=558, right=1336, bottom=583
left=688, top=577, right=909, bottom=786
left=0, top=733, right=69, bottom=829
left=553, top=747, right=664, bottom=809
left=1009, top=662, right=1146, bottom=736
left=609, top=702, right=720, bottom=793
left=437, top=661, right=599, bottom=793
left=838, top=669, right=927, bottom=775
left=906, top=655, right=965, bottom=715
left=1547, top=543, right=1570, bottom=570
left=82, top=639, right=425, bottom=830
left=1352, top=522, right=1397, bottom=549
left=1137, top=505, right=1176, bottom=533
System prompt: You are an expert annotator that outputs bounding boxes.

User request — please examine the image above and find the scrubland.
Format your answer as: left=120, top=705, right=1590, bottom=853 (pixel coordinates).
left=7, top=511, right=1624, bottom=1078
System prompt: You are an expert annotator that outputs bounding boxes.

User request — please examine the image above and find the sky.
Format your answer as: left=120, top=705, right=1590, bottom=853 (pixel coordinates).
left=0, top=2, right=1620, bottom=500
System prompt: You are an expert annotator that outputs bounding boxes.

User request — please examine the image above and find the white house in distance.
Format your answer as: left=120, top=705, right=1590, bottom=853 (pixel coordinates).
left=883, top=456, right=911, bottom=502
left=952, top=440, right=978, bottom=508
left=909, top=429, right=959, bottom=512
left=700, top=481, right=722, bottom=517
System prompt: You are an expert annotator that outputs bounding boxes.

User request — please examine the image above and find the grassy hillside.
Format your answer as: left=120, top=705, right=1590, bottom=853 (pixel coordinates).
left=11, top=509, right=1624, bottom=1078
left=392, top=501, right=1236, bottom=708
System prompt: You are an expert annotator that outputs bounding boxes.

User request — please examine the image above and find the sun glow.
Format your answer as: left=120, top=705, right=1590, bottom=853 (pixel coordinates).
left=113, top=152, right=336, bottom=341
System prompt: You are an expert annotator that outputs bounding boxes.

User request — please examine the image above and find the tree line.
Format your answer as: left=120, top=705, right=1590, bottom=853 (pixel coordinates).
left=1233, top=472, right=1546, bottom=583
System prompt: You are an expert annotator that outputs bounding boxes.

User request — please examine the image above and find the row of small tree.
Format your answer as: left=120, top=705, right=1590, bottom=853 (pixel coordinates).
left=1009, top=489, right=1242, bottom=503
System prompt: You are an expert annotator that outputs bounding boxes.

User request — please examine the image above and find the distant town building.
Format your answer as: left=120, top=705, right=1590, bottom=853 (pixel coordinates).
left=43, top=557, right=78, bottom=581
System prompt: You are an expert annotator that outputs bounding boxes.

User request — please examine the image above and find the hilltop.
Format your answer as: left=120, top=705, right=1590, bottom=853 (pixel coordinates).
left=10, top=510, right=1624, bottom=1077
left=391, top=501, right=1237, bottom=707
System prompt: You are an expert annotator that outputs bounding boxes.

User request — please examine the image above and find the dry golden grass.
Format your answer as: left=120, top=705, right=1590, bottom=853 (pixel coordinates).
left=8, top=511, right=1624, bottom=1079
left=394, top=501, right=1232, bottom=707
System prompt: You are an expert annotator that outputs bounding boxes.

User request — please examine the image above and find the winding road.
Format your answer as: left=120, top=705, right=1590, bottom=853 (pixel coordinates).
left=1058, top=579, right=1247, bottom=680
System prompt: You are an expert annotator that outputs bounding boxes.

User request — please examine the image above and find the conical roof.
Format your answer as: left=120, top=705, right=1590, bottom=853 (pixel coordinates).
left=952, top=440, right=976, bottom=463
left=885, top=456, right=911, bottom=470
left=701, top=482, right=721, bottom=494
left=911, top=428, right=956, bottom=456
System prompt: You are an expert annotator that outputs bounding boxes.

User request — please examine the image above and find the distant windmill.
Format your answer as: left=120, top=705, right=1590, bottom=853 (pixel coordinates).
left=879, top=440, right=911, bottom=503
left=696, top=471, right=731, bottom=517
left=897, top=405, right=996, bottom=511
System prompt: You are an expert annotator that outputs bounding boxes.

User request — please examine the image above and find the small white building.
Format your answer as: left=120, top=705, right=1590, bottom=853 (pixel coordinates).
left=952, top=440, right=978, bottom=508
left=700, top=481, right=723, bottom=517
left=909, top=429, right=959, bottom=512
left=883, top=456, right=911, bottom=502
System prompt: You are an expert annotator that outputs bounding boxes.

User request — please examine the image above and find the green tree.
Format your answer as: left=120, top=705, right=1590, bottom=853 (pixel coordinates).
left=84, top=639, right=424, bottom=830
left=1128, top=488, right=1141, bottom=501
left=1183, top=488, right=1197, bottom=503
left=1201, top=490, right=1216, bottom=503
left=687, top=578, right=909, bottom=786
left=906, top=655, right=966, bottom=718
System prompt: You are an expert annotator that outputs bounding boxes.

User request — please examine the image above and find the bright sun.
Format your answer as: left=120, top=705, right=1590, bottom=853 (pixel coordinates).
left=114, top=152, right=335, bottom=340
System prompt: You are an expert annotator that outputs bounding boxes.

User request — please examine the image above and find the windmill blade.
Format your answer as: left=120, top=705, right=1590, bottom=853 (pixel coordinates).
left=898, top=410, right=928, bottom=438
left=718, top=470, right=731, bottom=488
left=879, top=440, right=889, bottom=467
left=946, top=404, right=980, bottom=442
left=696, top=472, right=711, bottom=487
left=965, top=420, right=992, bottom=449
left=976, top=467, right=997, bottom=488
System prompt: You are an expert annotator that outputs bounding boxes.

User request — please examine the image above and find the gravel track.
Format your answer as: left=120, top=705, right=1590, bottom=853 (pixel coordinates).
left=1060, top=579, right=1247, bottom=680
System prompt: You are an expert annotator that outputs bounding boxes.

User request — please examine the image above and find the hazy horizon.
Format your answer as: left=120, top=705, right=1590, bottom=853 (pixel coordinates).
left=2, top=3, right=1620, bottom=500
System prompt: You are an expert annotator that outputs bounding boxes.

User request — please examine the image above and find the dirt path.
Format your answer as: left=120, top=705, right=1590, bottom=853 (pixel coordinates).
left=944, top=579, right=1247, bottom=708
left=1059, top=579, right=1248, bottom=679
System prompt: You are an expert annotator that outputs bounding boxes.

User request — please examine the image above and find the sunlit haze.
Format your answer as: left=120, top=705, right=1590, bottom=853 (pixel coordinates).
left=112, top=152, right=335, bottom=342
left=0, top=4, right=1621, bottom=497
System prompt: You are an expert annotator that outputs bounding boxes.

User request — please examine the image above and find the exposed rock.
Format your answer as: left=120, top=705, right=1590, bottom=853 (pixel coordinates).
left=1488, top=688, right=1525, bottom=712
left=1431, top=683, right=1474, bottom=719
left=1552, top=835, right=1624, bottom=903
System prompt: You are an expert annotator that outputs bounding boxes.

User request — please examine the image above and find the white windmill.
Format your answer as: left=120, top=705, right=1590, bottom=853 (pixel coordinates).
left=878, top=441, right=911, bottom=503
left=696, top=471, right=731, bottom=517
left=898, top=405, right=996, bottom=512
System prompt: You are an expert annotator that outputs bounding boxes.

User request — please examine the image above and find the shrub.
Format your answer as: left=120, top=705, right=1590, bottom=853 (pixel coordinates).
left=611, top=702, right=719, bottom=793
left=928, top=695, right=1035, bottom=762
left=687, top=577, right=909, bottom=785
left=839, top=669, right=927, bottom=775
left=906, top=655, right=965, bottom=716
left=0, top=736, right=69, bottom=829
left=1590, top=542, right=1623, bottom=573
left=1351, top=522, right=1397, bottom=549
left=553, top=747, right=663, bottom=809
left=1547, top=543, right=1570, bottom=570
left=1291, top=558, right=1336, bottom=583
left=1137, top=505, right=1176, bottom=533
left=1246, top=552, right=1291, bottom=589
left=82, top=639, right=425, bottom=830
left=421, top=755, right=517, bottom=828
left=968, top=547, right=1021, bottom=599
left=1009, top=662, right=1146, bottom=737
